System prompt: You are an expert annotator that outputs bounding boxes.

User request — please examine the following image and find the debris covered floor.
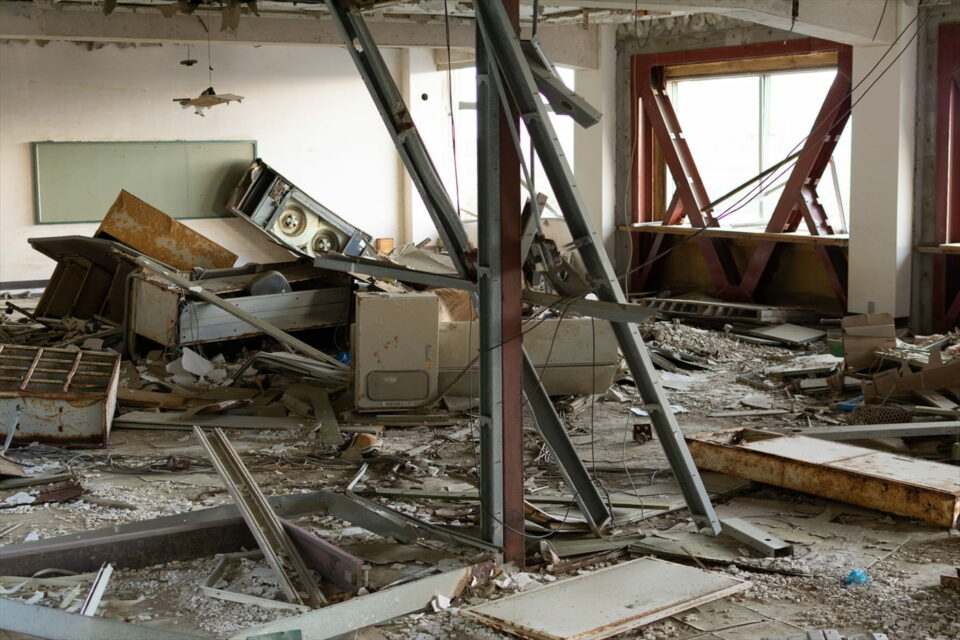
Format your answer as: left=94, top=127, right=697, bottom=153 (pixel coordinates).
left=2, top=311, right=957, bottom=639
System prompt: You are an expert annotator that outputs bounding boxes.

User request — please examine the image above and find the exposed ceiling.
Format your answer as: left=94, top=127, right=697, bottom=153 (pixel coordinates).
left=39, top=0, right=678, bottom=25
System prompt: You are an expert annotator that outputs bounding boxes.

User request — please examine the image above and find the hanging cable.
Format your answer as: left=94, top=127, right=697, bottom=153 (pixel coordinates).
left=442, top=1, right=462, bottom=218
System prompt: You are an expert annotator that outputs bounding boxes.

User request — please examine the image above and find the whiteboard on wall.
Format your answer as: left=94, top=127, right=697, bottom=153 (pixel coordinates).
left=32, top=140, right=257, bottom=223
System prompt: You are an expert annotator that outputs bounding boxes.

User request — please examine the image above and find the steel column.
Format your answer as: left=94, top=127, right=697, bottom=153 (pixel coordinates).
left=933, top=24, right=960, bottom=329
left=476, top=1, right=721, bottom=534
left=477, top=10, right=525, bottom=563
left=326, top=0, right=611, bottom=544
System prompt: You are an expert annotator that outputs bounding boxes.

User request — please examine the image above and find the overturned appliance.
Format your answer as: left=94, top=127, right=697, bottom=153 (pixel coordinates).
left=227, top=159, right=373, bottom=259
left=127, top=261, right=351, bottom=352
left=353, top=291, right=439, bottom=411
left=0, top=344, right=120, bottom=445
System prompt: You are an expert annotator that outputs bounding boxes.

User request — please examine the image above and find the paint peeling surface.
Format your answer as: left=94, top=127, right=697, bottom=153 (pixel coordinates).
left=96, top=190, right=237, bottom=270
left=461, top=557, right=749, bottom=640
left=0, top=344, right=120, bottom=444
left=687, top=429, right=960, bottom=527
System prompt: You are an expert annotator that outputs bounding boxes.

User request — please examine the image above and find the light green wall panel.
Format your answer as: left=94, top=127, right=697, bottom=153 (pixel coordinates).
left=33, top=140, right=256, bottom=224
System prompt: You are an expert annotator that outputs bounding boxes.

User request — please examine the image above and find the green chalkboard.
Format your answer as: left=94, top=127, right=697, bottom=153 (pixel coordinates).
left=33, top=140, right=256, bottom=224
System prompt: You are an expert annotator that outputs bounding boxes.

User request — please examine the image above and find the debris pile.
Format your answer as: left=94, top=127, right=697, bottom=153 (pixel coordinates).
left=1, top=161, right=957, bottom=640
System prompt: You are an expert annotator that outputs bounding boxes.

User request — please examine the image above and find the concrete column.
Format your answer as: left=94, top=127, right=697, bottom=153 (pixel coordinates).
left=847, top=2, right=917, bottom=317
left=575, top=24, right=618, bottom=261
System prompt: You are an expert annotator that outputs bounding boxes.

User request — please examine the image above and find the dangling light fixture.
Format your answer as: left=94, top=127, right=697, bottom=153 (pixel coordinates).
left=173, top=17, right=243, bottom=116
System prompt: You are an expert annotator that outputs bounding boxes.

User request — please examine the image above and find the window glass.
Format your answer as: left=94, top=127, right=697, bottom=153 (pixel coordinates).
left=450, top=65, right=575, bottom=219
left=667, top=75, right=761, bottom=224
left=663, top=67, right=851, bottom=229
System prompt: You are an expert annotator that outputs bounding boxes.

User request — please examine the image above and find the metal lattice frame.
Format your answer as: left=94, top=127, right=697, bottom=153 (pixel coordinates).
left=631, top=40, right=851, bottom=310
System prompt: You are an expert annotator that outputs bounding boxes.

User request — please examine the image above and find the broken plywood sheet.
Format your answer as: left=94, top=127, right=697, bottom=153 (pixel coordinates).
left=745, top=323, right=825, bottom=345
left=461, top=557, right=749, bottom=640
left=687, top=429, right=960, bottom=527
left=96, top=190, right=237, bottom=270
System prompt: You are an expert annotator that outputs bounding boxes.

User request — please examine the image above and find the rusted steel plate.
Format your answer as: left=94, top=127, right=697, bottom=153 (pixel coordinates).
left=96, top=190, right=236, bottom=270
left=460, top=557, right=749, bottom=640
left=687, top=429, right=960, bottom=527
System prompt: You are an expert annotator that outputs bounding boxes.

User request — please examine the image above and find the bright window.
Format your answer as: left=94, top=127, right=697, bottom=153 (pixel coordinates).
left=665, top=68, right=850, bottom=228
left=448, top=65, right=575, bottom=219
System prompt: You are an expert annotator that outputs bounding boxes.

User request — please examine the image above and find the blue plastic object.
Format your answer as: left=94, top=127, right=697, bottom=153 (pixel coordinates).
left=336, top=350, right=351, bottom=365
left=843, top=569, right=870, bottom=587
left=836, top=396, right=864, bottom=411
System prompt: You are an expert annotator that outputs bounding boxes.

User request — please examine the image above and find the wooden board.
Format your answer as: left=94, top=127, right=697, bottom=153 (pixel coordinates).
left=461, top=557, right=749, bottom=640
left=687, top=429, right=960, bottom=527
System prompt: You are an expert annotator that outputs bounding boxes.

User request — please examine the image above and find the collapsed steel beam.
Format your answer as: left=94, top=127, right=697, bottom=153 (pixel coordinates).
left=325, top=0, right=612, bottom=540
left=195, top=427, right=325, bottom=607
left=475, top=0, right=722, bottom=534
left=324, top=0, right=471, bottom=276
left=313, top=254, right=475, bottom=292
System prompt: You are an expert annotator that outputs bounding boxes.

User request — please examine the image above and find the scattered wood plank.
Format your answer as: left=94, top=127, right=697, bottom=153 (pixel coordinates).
left=687, top=428, right=960, bottom=527
left=117, top=388, right=188, bottom=408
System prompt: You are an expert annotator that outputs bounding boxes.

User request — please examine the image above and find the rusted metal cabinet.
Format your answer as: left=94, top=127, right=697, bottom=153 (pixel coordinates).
left=0, top=345, right=121, bottom=445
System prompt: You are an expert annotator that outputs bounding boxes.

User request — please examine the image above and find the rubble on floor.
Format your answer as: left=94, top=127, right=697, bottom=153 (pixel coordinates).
left=2, top=181, right=958, bottom=640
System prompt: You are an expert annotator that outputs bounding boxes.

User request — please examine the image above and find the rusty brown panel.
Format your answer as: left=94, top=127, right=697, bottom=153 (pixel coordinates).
left=686, top=429, right=960, bottom=528
left=96, top=190, right=237, bottom=270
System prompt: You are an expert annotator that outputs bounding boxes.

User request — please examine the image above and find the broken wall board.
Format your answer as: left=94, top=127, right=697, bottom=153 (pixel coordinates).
left=231, top=562, right=495, bottom=640
left=863, top=362, right=960, bottom=401
left=745, top=324, right=826, bottom=345
left=1, top=597, right=206, bottom=639
left=686, top=429, right=960, bottom=527
left=460, top=557, right=749, bottom=640
left=96, top=190, right=237, bottom=269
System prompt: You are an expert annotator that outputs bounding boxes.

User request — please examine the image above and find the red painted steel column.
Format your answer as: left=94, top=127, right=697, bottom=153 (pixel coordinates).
left=499, top=0, right=525, bottom=567
left=933, top=24, right=960, bottom=329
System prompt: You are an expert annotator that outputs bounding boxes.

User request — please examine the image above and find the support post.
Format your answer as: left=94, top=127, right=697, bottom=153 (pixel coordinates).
left=477, top=5, right=525, bottom=564
left=477, top=0, right=721, bottom=534
left=327, top=0, right=610, bottom=549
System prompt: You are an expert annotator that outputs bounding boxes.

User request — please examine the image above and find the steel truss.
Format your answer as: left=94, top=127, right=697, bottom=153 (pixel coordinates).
left=631, top=40, right=852, bottom=310
left=325, top=0, right=723, bottom=554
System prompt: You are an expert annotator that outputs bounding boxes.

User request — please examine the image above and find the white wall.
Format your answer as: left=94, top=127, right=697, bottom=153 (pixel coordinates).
left=0, top=40, right=402, bottom=283
left=576, top=24, right=618, bottom=259
left=847, top=1, right=917, bottom=317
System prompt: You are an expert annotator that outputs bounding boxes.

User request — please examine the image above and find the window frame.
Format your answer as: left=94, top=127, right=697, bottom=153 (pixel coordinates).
left=630, top=38, right=850, bottom=226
